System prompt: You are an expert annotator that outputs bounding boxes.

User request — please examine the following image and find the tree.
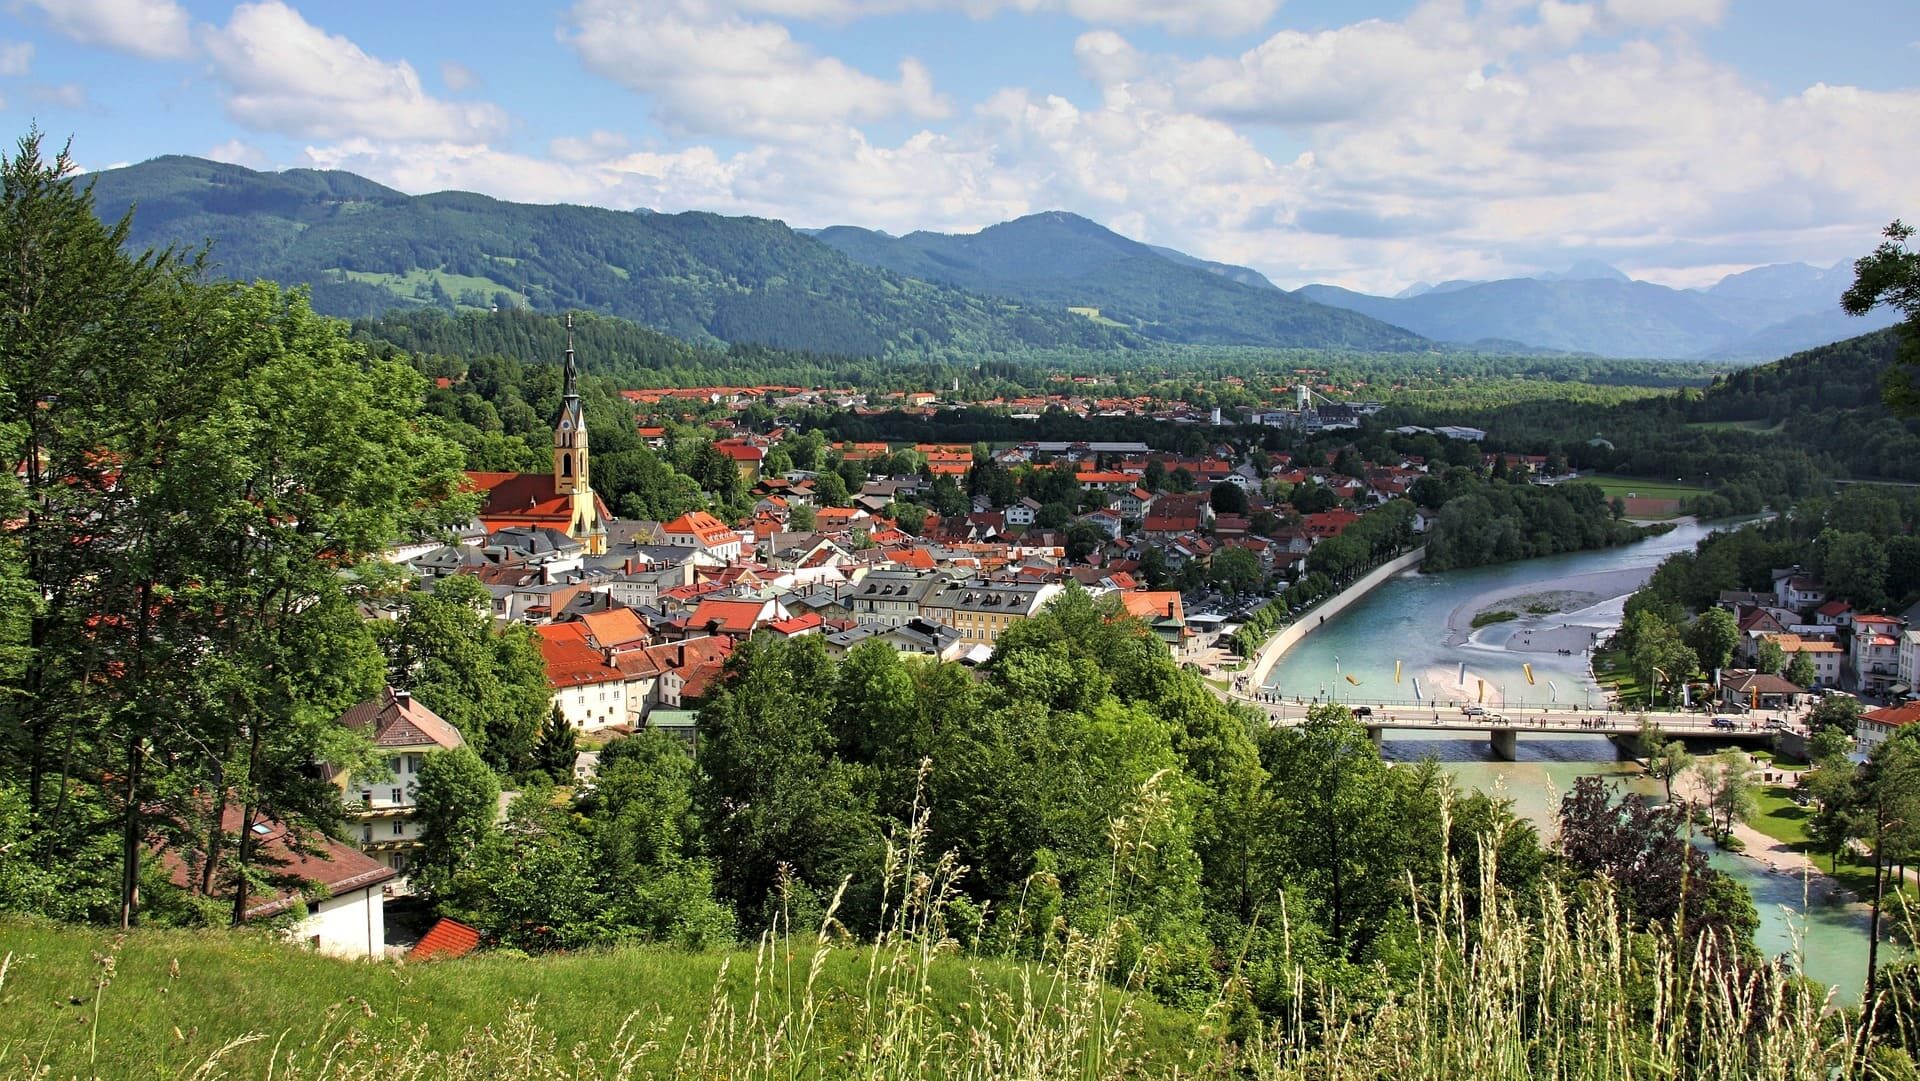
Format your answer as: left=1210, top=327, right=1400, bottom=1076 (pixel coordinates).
left=1801, top=747, right=1857, bottom=874
left=412, top=746, right=500, bottom=899
left=1842, top=220, right=1920, bottom=416
left=1695, top=749, right=1757, bottom=844
left=1642, top=727, right=1695, bottom=805
left=378, top=574, right=550, bottom=772
left=1810, top=694, right=1863, bottom=736
left=813, top=468, right=851, bottom=507
left=1818, top=529, right=1888, bottom=609
left=787, top=502, right=816, bottom=531
left=1785, top=650, right=1818, bottom=690
left=1853, top=735, right=1920, bottom=1004
left=1209, top=481, right=1249, bottom=516
left=1687, top=608, right=1740, bottom=675
left=1210, top=547, right=1264, bottom=598
left=533, top=705, right=576, bottom=783
left=1558, top=775, right=1756, bottom=946
left=1755, top=636, right=1786, bottom=676
left=1064, top=520, right=1106, bottom=564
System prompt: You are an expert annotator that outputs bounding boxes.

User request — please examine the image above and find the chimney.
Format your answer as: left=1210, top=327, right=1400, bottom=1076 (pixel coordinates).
left=394, top=688, right=412, bottom=709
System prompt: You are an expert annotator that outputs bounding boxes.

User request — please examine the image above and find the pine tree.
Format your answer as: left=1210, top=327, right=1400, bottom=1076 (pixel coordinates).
left=535, top=705, right=577, bottom=783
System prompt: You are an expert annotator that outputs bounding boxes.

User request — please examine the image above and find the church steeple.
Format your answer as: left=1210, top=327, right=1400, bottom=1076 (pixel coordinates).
left=552, top=312, right=605, bottom=554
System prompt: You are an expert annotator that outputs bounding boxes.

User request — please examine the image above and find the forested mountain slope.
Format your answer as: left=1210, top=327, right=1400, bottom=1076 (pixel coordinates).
left=810, top=211, right=1429, bottom=350
left=1405, top=328, right=1920, bottom=496
left=84, top=156, right=1133, bottom=358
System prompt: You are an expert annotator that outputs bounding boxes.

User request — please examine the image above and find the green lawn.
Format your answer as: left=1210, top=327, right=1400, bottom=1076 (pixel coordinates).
left=1577, top=474, right=1709, bottom=500
left=0, top=919, right=1203, bottom=1079
left=1745, top=785, right=1916, bottom=902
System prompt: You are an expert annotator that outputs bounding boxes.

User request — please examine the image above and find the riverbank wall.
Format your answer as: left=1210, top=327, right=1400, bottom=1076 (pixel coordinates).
left=1245, top=546, right=1426, bottom=689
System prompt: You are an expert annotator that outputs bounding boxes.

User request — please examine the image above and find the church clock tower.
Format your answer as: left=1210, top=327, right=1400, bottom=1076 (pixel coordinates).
left=552, top=313, right=607, bottom=554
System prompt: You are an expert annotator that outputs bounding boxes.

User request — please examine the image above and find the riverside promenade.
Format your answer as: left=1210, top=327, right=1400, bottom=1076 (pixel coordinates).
left=1239, top=546, right=1426, bottom=690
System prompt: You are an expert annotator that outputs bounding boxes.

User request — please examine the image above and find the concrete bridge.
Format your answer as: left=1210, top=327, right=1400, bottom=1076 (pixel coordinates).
left=1236, top=696, right=1791, bottom=760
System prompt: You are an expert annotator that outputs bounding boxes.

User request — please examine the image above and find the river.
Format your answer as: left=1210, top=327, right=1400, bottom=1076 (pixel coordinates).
left=1265, top=519, right=1876, bottom=1001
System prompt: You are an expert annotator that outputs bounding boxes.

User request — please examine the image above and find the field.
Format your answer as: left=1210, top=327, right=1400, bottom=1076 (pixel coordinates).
left=0, top=918, right=1202, bottom=1080
left=1576, top=474, right=1709, bottom=500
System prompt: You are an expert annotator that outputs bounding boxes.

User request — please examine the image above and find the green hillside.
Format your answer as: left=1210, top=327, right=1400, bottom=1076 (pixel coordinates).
left=82, top=156, right=1136, bottom=359
left=811, top=211, right=1431, bottom=350
left=0, top=919, right=1199, bottom=1079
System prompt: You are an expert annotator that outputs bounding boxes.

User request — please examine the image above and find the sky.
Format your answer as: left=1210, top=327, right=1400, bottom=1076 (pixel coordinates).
left=3, top=0, right=1917, bottom=293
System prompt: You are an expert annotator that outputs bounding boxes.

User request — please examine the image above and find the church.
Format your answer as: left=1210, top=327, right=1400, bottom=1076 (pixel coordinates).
left=464, top=315, right=610, bottom=555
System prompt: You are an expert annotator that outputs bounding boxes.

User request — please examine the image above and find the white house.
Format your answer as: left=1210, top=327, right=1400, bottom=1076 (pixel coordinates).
left=1860, top=701, right=1920, bottom=753
left=332, top=688, right=468, bottom=876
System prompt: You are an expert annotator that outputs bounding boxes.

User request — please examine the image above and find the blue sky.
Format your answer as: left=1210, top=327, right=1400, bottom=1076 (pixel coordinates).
left=3, top=0, right=1916, bottom=292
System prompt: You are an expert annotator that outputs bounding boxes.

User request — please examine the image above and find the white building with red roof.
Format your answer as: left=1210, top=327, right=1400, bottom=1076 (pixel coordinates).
left=661, top=510, right=743, bottom=563
left=1861, top=700, right=1920, bottom=753
left=332, top=687, right=468, bottom=876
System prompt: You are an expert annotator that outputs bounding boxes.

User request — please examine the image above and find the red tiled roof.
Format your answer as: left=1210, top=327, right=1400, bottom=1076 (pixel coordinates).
left=411, top=917, right=482, bottom=961
left=576, top=607, right=649, bottom=650
left=662, top=510, right=736, bottom=547
left=163, top=804, right=395, bottom=921
left=335, top=687, right=466, bottom=751
left=688, top=598, right=769, bottom=635
left=537, top=623, right=623, bottom=687
left=1865, top=702, right=1920, bottom=729
left=464, top=471, right=609, bottom=532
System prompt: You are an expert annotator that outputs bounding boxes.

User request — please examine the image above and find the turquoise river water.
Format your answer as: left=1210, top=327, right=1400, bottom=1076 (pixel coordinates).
left=1265, top=520, right=1876, bottom=1001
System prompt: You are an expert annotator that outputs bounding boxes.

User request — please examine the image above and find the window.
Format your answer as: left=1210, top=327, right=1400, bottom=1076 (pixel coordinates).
left=360, top=789, right=373, bottom=806
left=393, top=853, right=408, bottom=872
left=390, top=788, right=404, bottom=804
left=362, top=825, right=373, bottom=843
left=392, top=821, right=405, bottom=836
left=386, top=756, right=401, bottom=775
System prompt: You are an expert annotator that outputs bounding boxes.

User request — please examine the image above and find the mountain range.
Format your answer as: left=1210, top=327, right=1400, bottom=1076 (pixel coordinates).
left=82, top=156, right=1422, bottom=358
left=85, top=156, right=1891, bottom=362
left=1296, top=259, right=1893, bottom=360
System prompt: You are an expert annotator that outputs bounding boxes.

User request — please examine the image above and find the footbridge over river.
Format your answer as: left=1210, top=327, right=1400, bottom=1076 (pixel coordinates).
left=1235, top=696, right=1792, bottom=760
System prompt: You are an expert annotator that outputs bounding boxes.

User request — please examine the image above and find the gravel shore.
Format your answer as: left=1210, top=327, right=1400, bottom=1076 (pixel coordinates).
left=1443, top=567, right=1657, bottom=653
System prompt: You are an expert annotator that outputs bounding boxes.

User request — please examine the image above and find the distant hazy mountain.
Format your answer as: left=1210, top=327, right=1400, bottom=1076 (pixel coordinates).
left=1296, top=261, right=1896, bottom=360
left=1143, top=244, right=1278, bottom=290
left=812, top=211, right=1428, bottom=350
left=83, top=156, right=1140, bottom=358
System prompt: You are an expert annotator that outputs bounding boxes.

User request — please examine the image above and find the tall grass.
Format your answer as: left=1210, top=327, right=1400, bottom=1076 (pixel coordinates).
left=4, top=779, right=1910, bottom=1079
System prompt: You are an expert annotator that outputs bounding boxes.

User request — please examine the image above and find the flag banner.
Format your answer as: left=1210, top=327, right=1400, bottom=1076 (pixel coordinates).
left=1523, top=662, right=1535, bottom=686
left=1683, top=682, right=1692, bottom=709
left=1478, top=679, right=1486, bottom=704
left=1394, top=660, right=1402, bottom=683
left=1335, top=656, right=1342, bottom=676
left=1345, top=673, right=1360, bottom=686
left=1548, top=680, right=1559, bottom=701
left=1458, top=662, right=1468, bottom=686
left=1412, top=677, right=1423, bottom=701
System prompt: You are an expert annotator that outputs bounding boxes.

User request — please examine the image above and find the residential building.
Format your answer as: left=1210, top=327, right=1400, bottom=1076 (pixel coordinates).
left=1860, top=700, right=1920, bottom=753
left=661, top=509, right=743, bottom=562
left=332, top=687, right=467, bottom=875
left=1850, top=614, right=1905, bottom=694
left=919, top=579, right=1064, bottom=647
left=538, top=622, right=630, bottom=731
left=851, top=568, right=945, bottom=628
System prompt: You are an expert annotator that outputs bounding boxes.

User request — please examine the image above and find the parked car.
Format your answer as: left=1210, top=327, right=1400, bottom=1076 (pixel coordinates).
left=1711, top=716, right=1737, bottom=730
left=1352, top=706, right=1373, bottom=718
left=1463, top=706, right=1487, bottom=718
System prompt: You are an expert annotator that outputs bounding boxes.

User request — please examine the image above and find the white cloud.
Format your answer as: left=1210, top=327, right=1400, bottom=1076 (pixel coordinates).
left=703, top=0, right=1280, bottom=36
left=19, top=0, right=193, bottom=60
left=207, top=139, right=267, bottom=168
left=441, top=60, right=480, bottom=92
left=202, top=2, right=508, bottom=142
left=0, top=41, right=33, bottom=76
left=562, top=0, right=949, bottom=141
left=29, top=83, right=92, bottom=109
left=1600, top=0, right=1726, bottom=27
